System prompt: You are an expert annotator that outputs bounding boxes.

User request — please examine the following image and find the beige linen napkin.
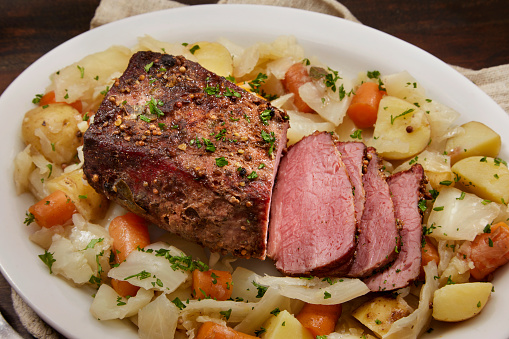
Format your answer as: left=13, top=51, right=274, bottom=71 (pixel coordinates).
left=13, top=0, right=508, bottom=338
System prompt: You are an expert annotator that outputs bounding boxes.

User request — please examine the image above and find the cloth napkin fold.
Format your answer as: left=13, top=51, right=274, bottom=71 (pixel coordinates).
left=13, top=0, right=509, bottom=338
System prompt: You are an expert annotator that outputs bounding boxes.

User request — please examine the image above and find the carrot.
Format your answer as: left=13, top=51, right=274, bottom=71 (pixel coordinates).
left=346, top=82, right=385, bottom=128
left=296, top=303, right=342, bottom=336
left=28, top=190, right=76, bottom=228
left=420, top=236, right=440, bottom=279
left=38, top=90, right=82, bottom=113
left=469, top=222, right=509, bottom=280
left=192, top=269, right=233, bottom=301
left=108, top=212, right=150, bottom=297
left=196, top=322, right=257, bottom=339
left=282, top=63, right=315, bottom=113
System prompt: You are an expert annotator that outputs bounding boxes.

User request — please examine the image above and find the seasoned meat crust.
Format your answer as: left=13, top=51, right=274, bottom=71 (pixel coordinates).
left=83, top=52, right=289, bottom=259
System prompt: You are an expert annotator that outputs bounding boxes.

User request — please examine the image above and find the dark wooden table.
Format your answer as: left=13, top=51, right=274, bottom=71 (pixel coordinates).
left=1, top=0, right=508, bottom=337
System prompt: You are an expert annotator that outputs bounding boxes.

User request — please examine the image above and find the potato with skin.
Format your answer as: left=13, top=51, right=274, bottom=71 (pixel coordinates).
left=446, top=121, right=501, bottom=164
left=370, top=96, right=431, bottom=160
left=46, top=169, right=109, bottom=222
left=21, top=103, right=82, bottom=166
left=432, top=282, right=492, bottom=322
left=352, top=295, right=413, bottom=338
left=452, top=156, right=509, bottom=204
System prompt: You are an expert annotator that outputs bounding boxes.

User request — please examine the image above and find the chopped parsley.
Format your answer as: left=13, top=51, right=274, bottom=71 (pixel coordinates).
left=483, top=224, right=492, bottom=233
left=261, top=130, right=276, bottom=157
left=215, top=157, right=228, bottom=167
left=323, top=291, right=332, bottom=299
left=32, top=93, right=43, bottom=104
left=189, top=45, right=200, bottom=54
left=220, top=308, right=232, bottom=320
left=147, top=97, right=164, bottom=117
left=84, top=238, right=104, bottom=250
left=270, top=307, right=281, bottom=316
left=124, top=270, right=152, bottom=281
left=202, top=138, right=216, bottom=152
left=77, top=65, right=85, bottom=78
left=144, top=62, right=154, bottom=72
left=24, top=212, right=35, bottom=226
left=247, top=171, right=258, bottom=181
left=252, top=281, right=268, bottom=298
left=390, top=108, right=414, bottom=124
left=350, top=129, right=362, bottom=140
left=38, top=250, right=56, bottom=274
left=259, top=109, right=273, bottom=125
left=171, top=297, right=187, bottom=310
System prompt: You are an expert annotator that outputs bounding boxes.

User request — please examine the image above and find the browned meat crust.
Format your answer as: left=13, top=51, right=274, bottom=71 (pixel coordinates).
left=83, top=52, right=289, bottom=259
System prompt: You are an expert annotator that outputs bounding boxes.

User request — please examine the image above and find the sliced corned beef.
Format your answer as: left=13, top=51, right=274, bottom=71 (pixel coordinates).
left=347, top=147, right=401, bottom=278
left=267, top=132, right=357, bottom=276
left=365, top=164, right=426, bottom=291
left=336, top=141, right=367, bottom=224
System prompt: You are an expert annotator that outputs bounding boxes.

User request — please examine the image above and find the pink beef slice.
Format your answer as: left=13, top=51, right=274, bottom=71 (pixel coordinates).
left=336, top=142, right=367, bottom=224
left=83, top=52, right=289, bottom=260
left=365, top=164, right=426, bottom=291
left=267, top=131, right=357, bottom=276
left=347, top=147, right=401, bottom=278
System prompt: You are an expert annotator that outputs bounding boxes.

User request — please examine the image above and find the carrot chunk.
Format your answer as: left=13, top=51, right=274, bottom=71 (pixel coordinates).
left=196, top=322, right=257, bottom=339
left=38, top=90, right=82, bottom=113
left=108, top=212, right=150, bottom=297
left=192, top=269, right=233, bottom=301
left=282, top=63, right=315, bottom=113
left=346, top=82, right=385, bottom=128
left=296, top=303, right=342, bottom=336
left=28, top=190, right=76, bottom=228
left=470, top=222, right=509, bottom=280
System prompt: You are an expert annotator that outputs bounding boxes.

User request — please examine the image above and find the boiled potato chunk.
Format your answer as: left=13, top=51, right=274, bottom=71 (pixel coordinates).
left=452, top=156, right=509, bottom=204
left=189, top=41, right=233, bottom=77
left=445, top=121, right=501, bottom=164
left=370, top=96, right=431, bottom=160
left=262, top=310, right=313, bottom=339
left=432, top=282, right=492, bottom=322
left=352, top=296, right=413, bottom=338
left=47, top=169, right=109, bottom=221
left=21, top=103, right=82, bottom=165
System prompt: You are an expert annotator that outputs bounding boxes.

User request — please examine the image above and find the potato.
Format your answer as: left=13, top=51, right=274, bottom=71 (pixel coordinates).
left=352, top=295, right=413, bottom=338
left=21, top=103, right=82, bottom=165
left=451, top=156, right=509, bottom=204
left=445, top=121, right=501, bottom=164
left=432, top=282, right=492, bottom=322
left=369, top=96, right=431, bottom=160
left=188, top=41, right=233, bottom=77
left=262, top=310, right=313, bottom=339
left=47, top=169, right=109, bottom=221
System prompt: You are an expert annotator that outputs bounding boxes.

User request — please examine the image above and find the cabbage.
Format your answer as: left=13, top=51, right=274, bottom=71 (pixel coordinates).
left=383, top=262, right=439, bottom=339
left=427, top=187, right=500, bottom=241
left=89, top=284, right=154, bottom=320
left=254, top=276, right=369, bottom=305
left=138, top=294, right=179, bottom=339
left=286, top=110, right=336, bottom=145
left=108, top=242, right=190, bottom=294
left=230, top=267, right=262, bottom=303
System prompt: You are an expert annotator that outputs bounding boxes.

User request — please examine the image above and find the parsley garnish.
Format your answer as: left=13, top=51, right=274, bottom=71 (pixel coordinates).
left=261, top=130, right=276, bottom=157
left=77, top=65, right=85, bottom=78
left=439, top=180, right=453, bottom=186
left=171, top=297, right=187, bottom=310
left=483, top=224, right=492, bottom=233
left=147, top=97, right=164, bottom=117
left=270, top=307, right=281, bottom=316
left=124, top=270, right=151, bottom=280
left=38, top=250, right=56, bottom=274
left=390, top=108, right=414, bottom=124
left=32, top=94, right=43, bottom=104
left=252, top=281, right=268, bottom=298
left=367, top=70, right=381, bottom=79
left=350, top=129, right=362, bottom=140
left=24, top=212, right=35, bottom=226
left=259, top=109, right=273, bottom=125
left=215, top=157, right=228, bottom=167
left=189, top=45, right=200, bottom=54
left=202, top=138, right=216, bottom=152
left=323, top=291, right=332, bottom=299
left=220, top=308, right=232, bottom=320
left=84, top=238, right=104, bottom=250
left=247, top=171, right=258, bottom=181
left=154, top=249, right=209, bottom=272
left=418, top=199, right=427, bottom=212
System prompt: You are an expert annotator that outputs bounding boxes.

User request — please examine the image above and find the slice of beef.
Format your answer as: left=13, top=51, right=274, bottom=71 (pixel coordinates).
left=336, top=142, right=367, bottom=224
left=83, top=52, right=289, bottom=260
left=365, top=164, right=426, bottom=291
left=347, top=147, right=401, bottom=278
left=267, top=131, right=357, bottom=276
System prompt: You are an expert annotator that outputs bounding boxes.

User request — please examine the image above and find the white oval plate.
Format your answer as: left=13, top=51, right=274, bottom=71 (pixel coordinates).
left=0, top=4, right=508, bottom=339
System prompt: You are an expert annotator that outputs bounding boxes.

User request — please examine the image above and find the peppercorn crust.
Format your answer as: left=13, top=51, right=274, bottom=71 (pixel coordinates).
left=83, top=52, right=289, bottom=259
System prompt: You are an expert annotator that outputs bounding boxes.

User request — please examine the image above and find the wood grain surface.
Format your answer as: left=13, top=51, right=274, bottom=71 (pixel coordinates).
left=0, top=0, right=508, bottom=337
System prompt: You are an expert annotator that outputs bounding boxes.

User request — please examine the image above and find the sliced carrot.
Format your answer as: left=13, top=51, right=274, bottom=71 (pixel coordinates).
left=420, top=236, right=440, bottom=279
left=196, top=322, right=257, bottom=339
left=470, top=222, right=509, bottom=280
left=282, top=63, right=314, bottom=113
left=192, top=269, right=233, bottom=301
left=296, top=303, right=342, bottom=336
left=28, top=190, right=76, bottom=228
left=346, top=82, right=385, bottom=128
left=38, top=90, right=82, bottom=113
left=108, top=212, right=150, bottom=297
